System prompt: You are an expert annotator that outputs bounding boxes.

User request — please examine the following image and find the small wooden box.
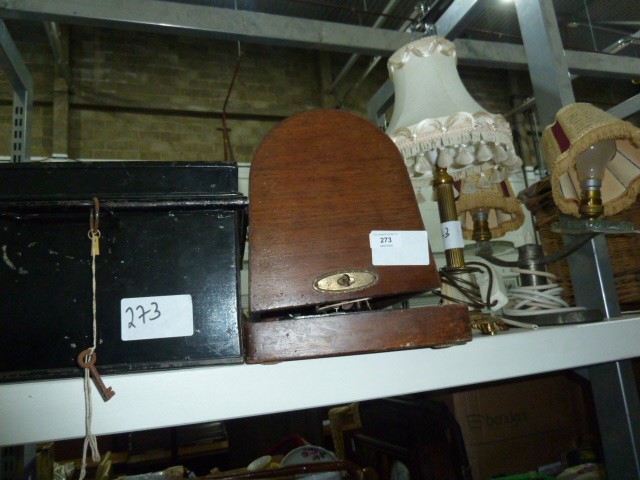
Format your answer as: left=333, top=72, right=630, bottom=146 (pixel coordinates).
left=249, top=109, right=441, bottom=318
left=246, top=110, right=471, bottom=362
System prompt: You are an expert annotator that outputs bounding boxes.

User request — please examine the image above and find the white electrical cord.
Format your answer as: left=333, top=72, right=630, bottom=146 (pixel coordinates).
left=500, top=317, right=539, bottom=330
left=502, top=267, right=585, bottom=317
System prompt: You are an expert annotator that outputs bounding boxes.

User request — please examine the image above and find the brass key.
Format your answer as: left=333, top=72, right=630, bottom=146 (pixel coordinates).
left=77, top=348, right=116, bottom=401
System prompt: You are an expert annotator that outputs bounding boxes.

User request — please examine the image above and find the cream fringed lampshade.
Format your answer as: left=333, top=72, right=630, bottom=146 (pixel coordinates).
left=541, top=103, right=640, bottom=218
left=386, top=35, right=524, bottom=239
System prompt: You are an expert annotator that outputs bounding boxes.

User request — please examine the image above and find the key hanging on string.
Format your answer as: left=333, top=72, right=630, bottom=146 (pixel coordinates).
left=78, top=197, right=114, bottom=480
left=82, top=197, right=114, bottom=400
left=89, top=197, right=100, bottom=256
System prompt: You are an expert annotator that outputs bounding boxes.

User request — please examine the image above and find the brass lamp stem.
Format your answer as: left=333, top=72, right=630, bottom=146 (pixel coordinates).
left=433, top=167, right=465, bottom=268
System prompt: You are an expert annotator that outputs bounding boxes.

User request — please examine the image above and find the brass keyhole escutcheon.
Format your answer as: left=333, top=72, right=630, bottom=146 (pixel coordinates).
left=313, top=269, right=378, bottom=293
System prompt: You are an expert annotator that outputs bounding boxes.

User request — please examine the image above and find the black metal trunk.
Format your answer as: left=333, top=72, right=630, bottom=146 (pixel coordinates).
left=0, top=161, right=247, bottom=381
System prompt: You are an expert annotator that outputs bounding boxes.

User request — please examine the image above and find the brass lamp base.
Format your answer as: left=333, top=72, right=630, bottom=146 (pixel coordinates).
left=470, top=311, right=507, bottom=335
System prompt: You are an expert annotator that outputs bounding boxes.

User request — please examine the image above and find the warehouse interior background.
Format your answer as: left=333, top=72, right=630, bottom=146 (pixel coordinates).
left=2, top=0, right=640, bottom=479
left=0, top=0, right=638, bottom=164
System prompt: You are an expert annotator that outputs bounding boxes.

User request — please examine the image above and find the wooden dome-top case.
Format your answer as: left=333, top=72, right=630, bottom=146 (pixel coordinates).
left=249, top=109, right=441, bottom=317
left=246, top=110, right=471, bottom=363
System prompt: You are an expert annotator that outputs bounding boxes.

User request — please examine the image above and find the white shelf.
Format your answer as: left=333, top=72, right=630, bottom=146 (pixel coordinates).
left=2, top=315, right=640, bottom=446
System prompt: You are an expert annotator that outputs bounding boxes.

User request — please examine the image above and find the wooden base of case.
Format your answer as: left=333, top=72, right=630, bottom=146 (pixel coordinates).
left=244, top=304, right=471, bottom=364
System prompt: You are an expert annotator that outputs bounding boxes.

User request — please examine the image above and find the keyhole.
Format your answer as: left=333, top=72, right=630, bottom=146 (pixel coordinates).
left=337, top=274, right=355, bottom=287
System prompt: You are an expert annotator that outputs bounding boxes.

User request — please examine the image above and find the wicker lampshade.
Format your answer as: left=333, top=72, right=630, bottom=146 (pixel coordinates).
left=455, top=175, right=525, bottom=240
left=386, top=36, right=522, bottom=187
left=542, top=102, right=640, bottom=218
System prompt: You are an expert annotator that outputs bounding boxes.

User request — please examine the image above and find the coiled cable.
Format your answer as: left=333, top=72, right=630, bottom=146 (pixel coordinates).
left=433, top=261, right=497, bottom=310
left=502, top=267, right=585, bottom=317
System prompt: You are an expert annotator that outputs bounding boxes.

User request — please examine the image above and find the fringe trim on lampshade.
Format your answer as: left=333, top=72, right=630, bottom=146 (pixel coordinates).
left=455, top=178, right=525, bottom=240
left=391, top=112, right=515, bottom=161
left=542, top=103, right=640, bottom=218
left=409, top=162, right=519, bottom=190
left=391, top=111, right=523, bottom=184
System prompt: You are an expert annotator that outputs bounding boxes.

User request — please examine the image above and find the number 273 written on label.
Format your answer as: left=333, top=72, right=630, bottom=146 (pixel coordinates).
left=126, top=302, right=161, bottom=329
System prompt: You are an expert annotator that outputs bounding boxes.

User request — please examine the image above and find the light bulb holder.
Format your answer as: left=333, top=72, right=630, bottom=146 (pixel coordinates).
left=471, top=211, right=492, bottom=243
left=581, top=177, right=602, bottom=190
left=579, top=188, right=604, bottom=219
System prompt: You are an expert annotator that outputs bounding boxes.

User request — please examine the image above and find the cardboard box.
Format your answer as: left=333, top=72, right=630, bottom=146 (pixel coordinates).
left=450, top=374, right=590, bottom=479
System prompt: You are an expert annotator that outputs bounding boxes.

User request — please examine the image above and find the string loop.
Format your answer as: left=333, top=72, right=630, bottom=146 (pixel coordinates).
left=80, top=198, right=102, bottom=480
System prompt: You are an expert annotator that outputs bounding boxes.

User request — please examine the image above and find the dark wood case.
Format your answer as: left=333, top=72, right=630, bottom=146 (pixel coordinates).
left=249, top=109, right=441, bottom=317
left=246, top=110, right=471, bottom=363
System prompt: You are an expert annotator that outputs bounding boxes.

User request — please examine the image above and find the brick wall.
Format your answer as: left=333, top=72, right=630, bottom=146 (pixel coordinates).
left=0, top=25, right=326, bottom=162
left=8, top=23, right=635, bottom=164
left=0, top=24, right=523, bottom=163
left=70, top=28, right=322, bottom=114
left=68, top=108, right=279, bottom=161
left=67, top=27, right=322, bottom=162
left=0, top=22, right=533, bottom=164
